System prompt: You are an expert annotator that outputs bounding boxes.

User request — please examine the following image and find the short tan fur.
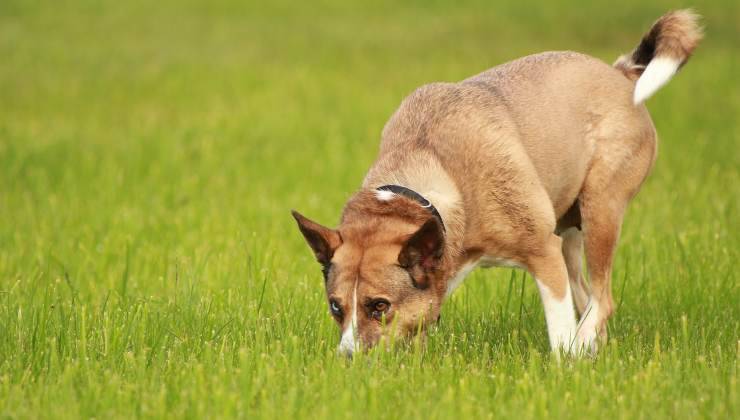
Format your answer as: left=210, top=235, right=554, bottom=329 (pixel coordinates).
left=293, top=10, right=702, bottom=356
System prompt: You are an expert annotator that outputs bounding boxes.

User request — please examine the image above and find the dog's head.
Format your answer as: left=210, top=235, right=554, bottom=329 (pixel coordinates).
left=292, top=190, right=449, bottom=356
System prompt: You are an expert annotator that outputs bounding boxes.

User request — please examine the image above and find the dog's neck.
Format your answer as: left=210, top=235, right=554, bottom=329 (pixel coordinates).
left=360, top=153, right=467, bottom=269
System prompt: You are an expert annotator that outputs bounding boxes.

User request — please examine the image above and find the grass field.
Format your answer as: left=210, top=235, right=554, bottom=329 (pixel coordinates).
left=1, top=0, right=738, bottom=418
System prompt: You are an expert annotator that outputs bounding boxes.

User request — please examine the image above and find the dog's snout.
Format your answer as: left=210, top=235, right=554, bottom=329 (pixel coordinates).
left=338, top=322, right=358, bottom=357
left=337, top=345, right=354, bottom=359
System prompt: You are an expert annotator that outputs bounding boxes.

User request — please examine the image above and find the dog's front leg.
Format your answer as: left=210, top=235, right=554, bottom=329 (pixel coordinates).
left=528, top=234, right=580, bottom=356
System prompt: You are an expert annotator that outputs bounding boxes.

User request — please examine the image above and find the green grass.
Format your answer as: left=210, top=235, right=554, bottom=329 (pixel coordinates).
left=1, top=0, right=738, bottom=418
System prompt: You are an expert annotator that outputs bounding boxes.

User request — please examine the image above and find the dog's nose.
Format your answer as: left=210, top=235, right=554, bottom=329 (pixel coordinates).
left=337, top=345, right=354, bottom=359
left=338, top=323, right=358, bottom=357
left=337, top=338, right=356, bottom=358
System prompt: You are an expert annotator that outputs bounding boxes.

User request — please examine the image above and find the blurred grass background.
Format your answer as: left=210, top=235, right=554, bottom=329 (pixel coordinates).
left=0, top=0, right=738, bottom=418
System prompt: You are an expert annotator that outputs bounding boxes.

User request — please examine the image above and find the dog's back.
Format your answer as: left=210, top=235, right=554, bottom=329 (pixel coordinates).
left=462, top=51, right=648, bottom=215
left=370, top=52, right=645, bottom=224
left=369, top=11, right=702, bottom=220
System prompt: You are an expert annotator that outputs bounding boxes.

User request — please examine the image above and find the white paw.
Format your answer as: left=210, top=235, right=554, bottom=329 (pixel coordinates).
left=574, top=300, right=601, bottom=355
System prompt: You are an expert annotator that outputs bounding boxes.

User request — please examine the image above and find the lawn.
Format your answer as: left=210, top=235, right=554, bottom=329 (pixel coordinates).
left=0, top=0, right=738, bottom=418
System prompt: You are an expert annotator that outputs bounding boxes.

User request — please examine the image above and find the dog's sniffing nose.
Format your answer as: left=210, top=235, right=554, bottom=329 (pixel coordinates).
left=337, top=322, right=357, bottom=357
left=337, top=285, right=359, bottom=357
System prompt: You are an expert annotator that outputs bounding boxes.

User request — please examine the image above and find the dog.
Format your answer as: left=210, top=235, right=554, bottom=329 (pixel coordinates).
left=292, top=10, right=702, bottom=357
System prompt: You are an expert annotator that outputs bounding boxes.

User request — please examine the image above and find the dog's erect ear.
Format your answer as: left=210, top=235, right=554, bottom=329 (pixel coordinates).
left=398, top=217, right=445, bottom=279
left=291, top=210, right=342, bottom=266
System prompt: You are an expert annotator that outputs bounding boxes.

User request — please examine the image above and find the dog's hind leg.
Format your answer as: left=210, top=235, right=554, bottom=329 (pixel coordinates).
left=577, top=124, right=657, bottom=352
left=577, top=197, right=624, bottom=353
left=561, top=227, right=590, bottom=317
left=556, top=203, right=589, bottom=317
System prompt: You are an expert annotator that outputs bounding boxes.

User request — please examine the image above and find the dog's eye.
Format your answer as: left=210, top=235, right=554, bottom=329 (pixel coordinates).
left=329, top=300, right=343, bottom=317
left=369, top=299, right=390, bottom=320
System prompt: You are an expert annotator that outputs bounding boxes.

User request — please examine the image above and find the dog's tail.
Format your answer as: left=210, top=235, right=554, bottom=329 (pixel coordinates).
left=613, top=9, right=703, bottom=105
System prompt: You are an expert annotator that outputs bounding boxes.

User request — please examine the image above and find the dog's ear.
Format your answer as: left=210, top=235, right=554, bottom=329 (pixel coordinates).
left=398, top=218, right=445, bottom=288
left=291, top=210, right=342, bottom=266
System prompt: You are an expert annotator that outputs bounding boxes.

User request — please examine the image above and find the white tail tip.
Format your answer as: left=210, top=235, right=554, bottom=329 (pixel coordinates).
left=633, top=57, right=680, bottom=104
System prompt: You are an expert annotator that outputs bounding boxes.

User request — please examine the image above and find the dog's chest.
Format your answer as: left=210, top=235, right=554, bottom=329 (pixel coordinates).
left=445, top=256, right=523, bottom=296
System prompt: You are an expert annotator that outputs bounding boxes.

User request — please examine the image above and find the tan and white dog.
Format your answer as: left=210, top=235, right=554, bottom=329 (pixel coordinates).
left=292, top=10, right=702, bottom=357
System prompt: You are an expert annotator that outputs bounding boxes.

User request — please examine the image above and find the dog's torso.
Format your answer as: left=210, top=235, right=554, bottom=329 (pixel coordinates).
left=363, top=51, right=656, bottom=273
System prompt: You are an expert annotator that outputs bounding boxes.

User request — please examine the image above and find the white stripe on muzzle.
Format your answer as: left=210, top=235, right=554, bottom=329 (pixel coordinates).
left=337, top=285, right=358, bottom=356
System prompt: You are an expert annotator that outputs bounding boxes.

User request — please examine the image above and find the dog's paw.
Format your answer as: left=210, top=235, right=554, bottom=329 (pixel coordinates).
left=573, top=300, right=604, bottom=355
left=575, top=328, right=599, bottom=355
